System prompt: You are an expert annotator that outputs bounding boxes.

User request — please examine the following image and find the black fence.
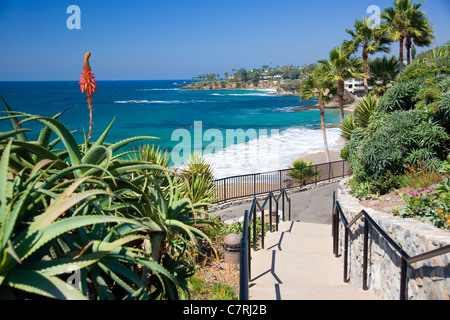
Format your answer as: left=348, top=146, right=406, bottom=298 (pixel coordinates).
left=239, top=189, right=292, bottom=300
left=214, top=159, right=352, bottom=203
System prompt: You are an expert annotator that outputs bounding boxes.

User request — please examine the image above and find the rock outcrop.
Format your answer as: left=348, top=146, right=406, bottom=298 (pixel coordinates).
left=180, top=80, right=299, bottom=95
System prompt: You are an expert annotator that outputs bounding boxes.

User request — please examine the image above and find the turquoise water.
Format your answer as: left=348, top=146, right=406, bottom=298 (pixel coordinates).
left=0, top=80, right=344, bottom=178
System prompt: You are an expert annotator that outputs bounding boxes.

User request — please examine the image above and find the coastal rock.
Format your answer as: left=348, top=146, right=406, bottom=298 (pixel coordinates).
left=180, top=80, right=299, bottom=95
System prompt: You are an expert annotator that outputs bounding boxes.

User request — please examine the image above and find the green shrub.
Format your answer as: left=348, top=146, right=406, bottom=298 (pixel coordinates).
left=378, top=79, right=422, bottom=112
left=435, top=90, right=450, bottom=133
left=397, top=44, right=450, bottom=83
left=402, top=179, right=450, bottom=230
left=340, top=144, right=350, bottom=161
left=348, top=110, right=448, bottom=194
left=405, top=148, right=441, bottom=173
left=348, top=178, right=373, bottom=201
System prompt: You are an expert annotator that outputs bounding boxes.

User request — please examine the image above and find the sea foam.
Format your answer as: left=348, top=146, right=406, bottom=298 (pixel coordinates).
left=201, top=127, right=345, bottom=179
left=114, top=99, right=207, bottom=104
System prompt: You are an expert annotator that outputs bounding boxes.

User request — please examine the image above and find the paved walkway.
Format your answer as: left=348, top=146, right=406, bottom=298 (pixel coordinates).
left=214, top=182, right=340, bottom=224
left=215, top=181, right=379, bottom=300
left=248, top=220, right=378, bottom=300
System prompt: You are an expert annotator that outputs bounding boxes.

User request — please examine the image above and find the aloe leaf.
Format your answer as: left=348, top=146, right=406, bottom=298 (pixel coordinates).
left=107, top=246, right=178, bottom=293
left=14, top=216, right=147, bottom=265
left=20, top=116, right=82, bottom=167
left=23, top=251, right=108, bottom=276
left=0, top=129, right=31, bottom=141
left=1, top=174, right=37, bottom=251
left=8, top=139, right=63, bottom=166
left=98, top=261, right=136, bottom=295
left=81, top=145, right=107, bottom=165
left=164, top=219, right=197, bottom=243
left=24, top=235, right=145, bottom=276
left=0, top=96, right=28, bottom=142
left=107, top=136, right=159, bottom=154
left=36, top=189, right=113, bottom=229
left=32, top=107, right=67, bottom=163
left=100, top=258, right=142, bottom=288
left=123, top=287, right=148, bottom=300
left=88, top=267, right=115, bottom=300
left=30, top=159, right=56, bottom=177
left=3, top=267, right=88, bottom=300
left=107, top=161, right=170, bottom=176
left=0, top=140, right=13, bottom=251
left=91, top=235, right=145, bottom=253
left=94, top=117, right=115, bottom=146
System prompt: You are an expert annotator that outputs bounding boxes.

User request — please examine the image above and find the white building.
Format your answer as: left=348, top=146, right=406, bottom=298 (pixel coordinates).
left=344, top=78, right=372, bottom=94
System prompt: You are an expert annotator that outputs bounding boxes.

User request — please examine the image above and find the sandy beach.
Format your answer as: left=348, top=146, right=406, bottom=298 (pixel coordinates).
left=301, top=150, right=343, bottom=165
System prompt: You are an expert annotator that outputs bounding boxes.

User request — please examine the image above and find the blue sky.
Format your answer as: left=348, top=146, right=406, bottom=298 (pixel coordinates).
left=0, top=0, right=449, bottom=81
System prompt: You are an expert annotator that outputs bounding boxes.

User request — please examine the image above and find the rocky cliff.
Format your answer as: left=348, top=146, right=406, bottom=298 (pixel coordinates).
left=180, top=80, right=299, bottom=95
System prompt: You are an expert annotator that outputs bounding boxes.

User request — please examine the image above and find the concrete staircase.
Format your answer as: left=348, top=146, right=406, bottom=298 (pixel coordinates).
left=248, top=220, right=378, bottom=300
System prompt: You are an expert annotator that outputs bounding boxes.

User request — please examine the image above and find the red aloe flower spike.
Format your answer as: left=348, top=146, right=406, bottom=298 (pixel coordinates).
left=79, top=52, right=97, bottom=144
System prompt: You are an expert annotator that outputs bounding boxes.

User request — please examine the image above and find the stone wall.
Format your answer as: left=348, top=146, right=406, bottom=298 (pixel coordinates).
left=336, top=178, right=450, bottom=300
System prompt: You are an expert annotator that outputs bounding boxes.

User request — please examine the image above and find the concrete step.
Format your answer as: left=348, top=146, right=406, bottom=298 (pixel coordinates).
left=248, top=221, right=378, bottom=300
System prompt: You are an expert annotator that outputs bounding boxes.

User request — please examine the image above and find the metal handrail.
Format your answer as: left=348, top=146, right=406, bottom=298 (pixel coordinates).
left=214, top=159, right=351, bottom=203
left=332, top=193, right=450, bottom=300
left=240, top=188, right=292, bottom=300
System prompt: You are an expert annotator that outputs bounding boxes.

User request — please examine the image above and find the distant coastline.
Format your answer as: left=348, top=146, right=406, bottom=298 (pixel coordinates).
left=180, top=80, right=300, bottom=96
left=181, top=79, right=361, bottom=112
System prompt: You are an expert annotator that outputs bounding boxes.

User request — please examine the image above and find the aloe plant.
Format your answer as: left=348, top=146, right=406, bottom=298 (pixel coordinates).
left=0, top=140, right=150, bottom=299
left=0, top=98, right=219, bottom=300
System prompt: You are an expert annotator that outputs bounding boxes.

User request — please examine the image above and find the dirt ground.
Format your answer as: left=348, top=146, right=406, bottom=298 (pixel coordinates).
left=360, top=186, right=414, bottom=215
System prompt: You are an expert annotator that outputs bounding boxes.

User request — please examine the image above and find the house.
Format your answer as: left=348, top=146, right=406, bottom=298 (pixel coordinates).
left=344, top=78, right=372, bottom=95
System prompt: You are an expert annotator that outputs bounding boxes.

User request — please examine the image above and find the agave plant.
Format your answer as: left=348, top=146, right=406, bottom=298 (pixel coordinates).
left=340, top=94, right=377, bottom=140
left=288, top=158, right=321, bottom=186
left=0, top=139, right=162, bottom=299
left=177, top=152, right=217, bottom=205
left=0, top=98, right=219, bottom=300
left=354, top=94, right=378, bottom=128
left=340, top=114, right=356, bottom=141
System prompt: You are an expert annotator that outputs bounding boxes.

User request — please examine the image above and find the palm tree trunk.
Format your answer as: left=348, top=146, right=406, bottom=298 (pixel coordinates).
left=338, top=80, right=345, bottom=123
left=399, top=36, right=405, bottom=71
left=363, top=48, right=369, bottom=95
left=319, top=103, right=331, bottom=164
left=405, top=36, right=412, bottom=65
left=319, top=103, right=334, bottom=178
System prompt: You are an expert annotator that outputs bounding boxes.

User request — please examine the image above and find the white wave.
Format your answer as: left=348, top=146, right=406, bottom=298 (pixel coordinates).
left=273, top=106, right=296, bottom=113
left=114, top=99, right=207, bottom=104
left=210, top=93, right=276, bottom=97
left=200, top=127, right=345, bottom=179
left=135, top=89, right=180, bottom=91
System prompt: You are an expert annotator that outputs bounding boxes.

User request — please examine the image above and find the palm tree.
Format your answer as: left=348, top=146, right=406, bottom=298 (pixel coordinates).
left=344, top=17, right=391, bottom=94
left=299, top=65, right=337, bottom=164
left=369, top=56, right=399, bottom=96
left=405, top=10, right=434, bottom=64
left=381, top=0, right=434, bottom=70
left=319, top=45, right=365, bottom=122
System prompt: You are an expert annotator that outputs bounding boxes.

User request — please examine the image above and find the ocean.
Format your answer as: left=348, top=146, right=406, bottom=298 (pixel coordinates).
left=0, top=80, right=345, bottom=179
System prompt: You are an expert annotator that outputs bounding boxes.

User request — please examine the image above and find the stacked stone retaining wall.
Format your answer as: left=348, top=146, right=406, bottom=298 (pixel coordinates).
left=336, top=178, right=450, bottom=300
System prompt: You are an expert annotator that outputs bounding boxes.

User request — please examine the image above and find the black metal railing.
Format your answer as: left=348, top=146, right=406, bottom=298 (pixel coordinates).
left=332, top=193, right=450, bottom=300
left=214, top=159, right=351, bottom=203
left=239, top=189, right=292, bottom=300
